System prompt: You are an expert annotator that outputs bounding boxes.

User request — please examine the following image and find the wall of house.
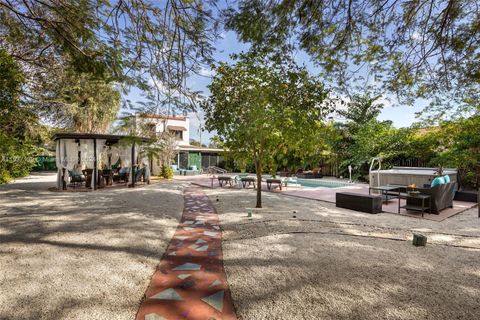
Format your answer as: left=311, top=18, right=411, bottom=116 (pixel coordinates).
left=139, top=115, right=190, bottom=146
left=155, top=118, right=190, bottom=146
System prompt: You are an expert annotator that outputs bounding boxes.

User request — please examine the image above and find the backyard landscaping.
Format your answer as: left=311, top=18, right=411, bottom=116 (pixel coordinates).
left=0, top=173, right=186, bottom=319
left=1, top=173, right=478, bottom=319
left=208, top=187, right=480, bottom=320
left=1, top=1, right=480, bottom=320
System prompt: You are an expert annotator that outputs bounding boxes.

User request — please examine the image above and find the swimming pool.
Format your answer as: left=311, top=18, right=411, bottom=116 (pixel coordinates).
left=296, top=178, right=351, bottom=188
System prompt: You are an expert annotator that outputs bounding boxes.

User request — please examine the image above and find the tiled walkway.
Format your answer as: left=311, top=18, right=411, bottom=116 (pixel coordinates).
left=136, top=188, right=237, bottom=320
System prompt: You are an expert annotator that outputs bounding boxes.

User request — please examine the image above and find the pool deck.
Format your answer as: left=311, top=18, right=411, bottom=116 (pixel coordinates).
left=177, top=175, right=476, bottom=222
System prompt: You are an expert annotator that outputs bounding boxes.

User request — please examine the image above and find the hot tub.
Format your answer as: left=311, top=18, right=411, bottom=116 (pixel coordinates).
left=369, top=166, right=457, bottom=187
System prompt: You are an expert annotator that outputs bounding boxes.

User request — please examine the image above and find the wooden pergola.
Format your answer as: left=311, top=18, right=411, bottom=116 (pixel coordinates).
left=53, top=133, right=150, bottom=190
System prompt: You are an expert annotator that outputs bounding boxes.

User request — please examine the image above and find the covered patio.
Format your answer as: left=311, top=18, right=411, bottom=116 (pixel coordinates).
left=53, top=133, right=151, bottom=191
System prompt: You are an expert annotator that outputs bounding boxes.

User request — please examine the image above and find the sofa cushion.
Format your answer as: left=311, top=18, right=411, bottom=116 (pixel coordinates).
left=431, top=176, right=445, bottom=187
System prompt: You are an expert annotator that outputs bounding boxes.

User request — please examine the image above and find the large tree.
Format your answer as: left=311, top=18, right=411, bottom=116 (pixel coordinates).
left=225, top=0, right=480, bottom=118
left=0, top=1, right=220, bottom=122
left=0, top=49, right=37, bottom=183
left=202, top=51, right=331, bottom=207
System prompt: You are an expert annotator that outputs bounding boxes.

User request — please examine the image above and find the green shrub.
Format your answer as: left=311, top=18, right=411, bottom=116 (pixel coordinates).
left=0, top=134, right=36, bottom=184
left=161, top=165, right=174, bottom=179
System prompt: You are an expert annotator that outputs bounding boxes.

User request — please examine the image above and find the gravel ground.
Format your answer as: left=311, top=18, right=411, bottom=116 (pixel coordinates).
left=208, top=188, right=480, bottom=320
left=0, top=173, right=187, bottom=320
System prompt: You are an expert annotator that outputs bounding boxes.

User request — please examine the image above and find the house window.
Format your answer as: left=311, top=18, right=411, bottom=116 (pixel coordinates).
left=171, top=130, right=183, bottom=140
left=145, top=123, right=156, bottom=136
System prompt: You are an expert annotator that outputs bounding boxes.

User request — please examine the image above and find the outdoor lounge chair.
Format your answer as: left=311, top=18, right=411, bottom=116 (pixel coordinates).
left=266, top=178, right=285, bottom=190
left=240, top=176, right=257, bottom=189
left=218, top=175, right=235, bottom=187
left=407, top=182, right=457, bottom=214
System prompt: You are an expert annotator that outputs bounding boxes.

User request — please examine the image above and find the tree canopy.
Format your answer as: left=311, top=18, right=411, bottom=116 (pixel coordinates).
left=225, top=0, right=480, bottom=118
left=202, top=51, right=331, bottom=207
left=0, top=0, right=220, bottom=120
left=0, top=49, right=37, bottom=183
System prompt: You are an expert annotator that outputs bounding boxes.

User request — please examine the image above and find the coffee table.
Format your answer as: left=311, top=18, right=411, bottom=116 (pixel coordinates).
left=399, top=193, right=431, bottom=217
left=369, top=185, right=402, bottom=203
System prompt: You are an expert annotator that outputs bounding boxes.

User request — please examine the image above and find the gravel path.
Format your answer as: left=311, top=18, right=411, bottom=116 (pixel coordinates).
left=0, top=173, right=187, bottom=320
left=207, top=188, right=480, bottom=320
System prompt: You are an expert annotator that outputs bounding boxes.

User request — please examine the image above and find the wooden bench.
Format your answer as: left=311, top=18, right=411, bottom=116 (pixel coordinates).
left=336, top=192, right=382, bottom=214
left=266, top=178, right=284, bottom=190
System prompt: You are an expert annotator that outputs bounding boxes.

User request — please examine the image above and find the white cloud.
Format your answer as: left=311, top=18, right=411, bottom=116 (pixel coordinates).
left=199, top=66, right=215, bottom=77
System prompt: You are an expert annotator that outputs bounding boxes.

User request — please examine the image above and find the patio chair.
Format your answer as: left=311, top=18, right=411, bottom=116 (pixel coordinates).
left=134, top=166, right=150, bottom=183
left=113, top=167, right=130, bottom=184
left=68, top=169, right=85, bottom=187
left=83, top=169, right=93, bottom=188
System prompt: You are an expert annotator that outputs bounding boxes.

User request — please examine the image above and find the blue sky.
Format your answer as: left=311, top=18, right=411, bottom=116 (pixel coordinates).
left=127, top=30, right=425, bottom=144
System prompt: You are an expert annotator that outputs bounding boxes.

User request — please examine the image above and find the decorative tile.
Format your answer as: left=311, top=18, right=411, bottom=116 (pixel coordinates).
left=204, top=231, right=219, bottom=237
left=151, top=288, right=183, bottom=301
left=209, top=279, right=222, bottom=287
left=201, top=290, right=224, bottom=312
left=195, top=245, right=209, bottom=252
left=145, top=313, right=167, bottom=320
left=173, top=263, right=202, bottom=271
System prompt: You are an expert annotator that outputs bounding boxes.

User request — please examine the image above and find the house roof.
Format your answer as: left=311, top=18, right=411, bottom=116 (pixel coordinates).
left=177, top=144, right=224, bottom=153
left=140, top=114, right=187, bottom=121
left=167, top=125, right=187, bottom=131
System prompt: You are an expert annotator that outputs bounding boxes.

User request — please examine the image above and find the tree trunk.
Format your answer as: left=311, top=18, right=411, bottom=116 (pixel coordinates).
left=255, top=159, right=262, bottom=208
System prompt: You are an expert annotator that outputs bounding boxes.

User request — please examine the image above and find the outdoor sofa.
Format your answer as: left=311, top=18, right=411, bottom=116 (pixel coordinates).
left=407, top=182, right=457, bottom=214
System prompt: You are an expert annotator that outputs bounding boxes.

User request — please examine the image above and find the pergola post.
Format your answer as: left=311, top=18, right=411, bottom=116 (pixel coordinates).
left=93, top=138, right=97, bottom=190
left=131, top=141, right=136, bottom=188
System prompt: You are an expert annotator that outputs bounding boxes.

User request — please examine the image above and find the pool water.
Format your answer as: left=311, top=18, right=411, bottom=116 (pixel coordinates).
left=296, top=178, right=351, bottom=188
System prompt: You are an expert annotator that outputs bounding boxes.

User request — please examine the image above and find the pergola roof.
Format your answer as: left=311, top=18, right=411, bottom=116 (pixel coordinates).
left=52, top=133, right=151, bottom=145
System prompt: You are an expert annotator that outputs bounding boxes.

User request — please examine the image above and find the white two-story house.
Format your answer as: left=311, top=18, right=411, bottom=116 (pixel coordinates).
left=139, top=114, right=224, bottom=174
